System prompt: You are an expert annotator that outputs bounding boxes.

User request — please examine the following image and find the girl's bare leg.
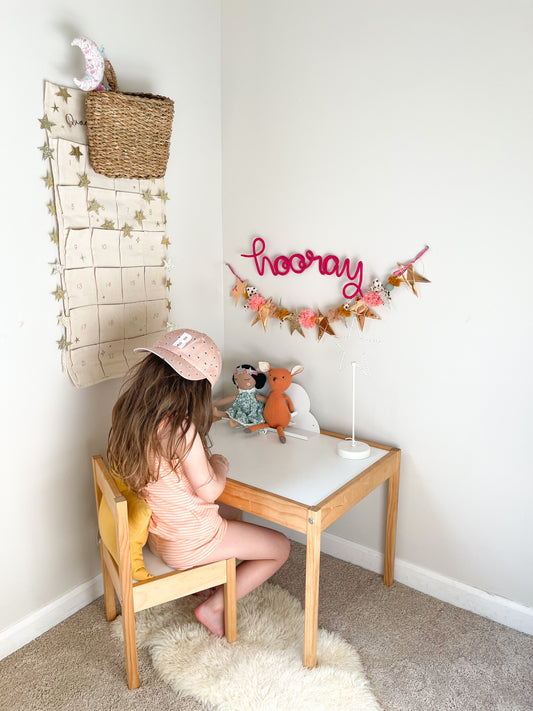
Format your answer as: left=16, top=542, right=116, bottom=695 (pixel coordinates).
left=194, top=520, right=290, bottom=636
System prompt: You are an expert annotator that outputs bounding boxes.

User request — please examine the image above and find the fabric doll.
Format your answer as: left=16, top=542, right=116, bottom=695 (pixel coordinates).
left=213, top=364, right=267, bottom=427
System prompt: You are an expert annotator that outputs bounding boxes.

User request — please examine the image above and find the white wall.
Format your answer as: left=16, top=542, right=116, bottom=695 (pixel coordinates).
left=2, top=0, right=532, bottom=657
left=221, top=0, right=533, bottom=610
left=1, top=0, right=223, bottom=643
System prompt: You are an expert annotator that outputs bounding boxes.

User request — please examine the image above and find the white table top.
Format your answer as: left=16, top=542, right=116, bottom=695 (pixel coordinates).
left=209, top=419, right=388, bottom=508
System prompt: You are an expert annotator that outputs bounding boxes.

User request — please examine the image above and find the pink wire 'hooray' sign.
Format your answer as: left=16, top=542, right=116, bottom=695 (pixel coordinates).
left=241, top=237, right=364, bottom=300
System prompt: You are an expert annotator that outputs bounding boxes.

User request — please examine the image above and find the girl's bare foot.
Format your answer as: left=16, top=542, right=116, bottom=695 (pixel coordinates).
left=194, top=598, right=225, bottom=637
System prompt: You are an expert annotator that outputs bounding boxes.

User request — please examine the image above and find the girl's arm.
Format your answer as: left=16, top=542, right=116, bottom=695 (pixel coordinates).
left=180, top=426, right=228, bottom=502
left=213, top=394, right=237, bottom=418
left=213, top=394, right=237, bottom=407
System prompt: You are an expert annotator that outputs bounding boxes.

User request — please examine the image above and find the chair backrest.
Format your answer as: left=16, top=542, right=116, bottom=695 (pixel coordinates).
left=91, top=454, right=237, bottom=689
left=92, top=455, right=134, bottom=582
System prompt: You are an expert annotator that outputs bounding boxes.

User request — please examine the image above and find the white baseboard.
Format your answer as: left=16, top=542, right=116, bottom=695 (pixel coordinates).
left=245, top=515, right=533, bottom=636
left=0, top=574, right=103, bottom=661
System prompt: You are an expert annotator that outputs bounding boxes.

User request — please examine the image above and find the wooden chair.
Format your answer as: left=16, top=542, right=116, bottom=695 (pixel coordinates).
left=92, top=455, right=237, bottom=689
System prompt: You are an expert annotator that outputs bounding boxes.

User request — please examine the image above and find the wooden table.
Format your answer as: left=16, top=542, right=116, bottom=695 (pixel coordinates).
left=210, top=419, right=401, bottom=668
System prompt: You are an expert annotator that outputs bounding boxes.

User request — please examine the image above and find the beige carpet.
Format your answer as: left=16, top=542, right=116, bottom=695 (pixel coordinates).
left=111, top=582, right=381, bottom=710
left=1, top=542, right=532, bottom=710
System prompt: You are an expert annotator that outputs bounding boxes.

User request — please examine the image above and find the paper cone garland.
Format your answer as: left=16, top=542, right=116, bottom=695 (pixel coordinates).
left=226, top=245, right=430, bottom=342
left=349, top=299, right=381, bottom=330
left=251, top=298, right=273, bottom=331
left=287, top=312, right=305, bottom=337
left=316, top=310, right=336, bottom=341
left=231, top=277, right=249, bottom=306
left=397, top=263, right=431, bottom=296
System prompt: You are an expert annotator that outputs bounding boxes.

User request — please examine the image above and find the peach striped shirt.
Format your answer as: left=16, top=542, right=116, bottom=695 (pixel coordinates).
left=143, top=456, right=228, bottom=570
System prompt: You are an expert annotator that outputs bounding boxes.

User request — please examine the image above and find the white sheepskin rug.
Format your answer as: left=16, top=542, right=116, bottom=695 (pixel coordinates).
left=112, top=583, right=382, bottom=710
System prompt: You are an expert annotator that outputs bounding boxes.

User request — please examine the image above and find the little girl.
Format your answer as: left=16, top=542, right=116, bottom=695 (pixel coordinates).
left=107, top=328, right=290, bottom=637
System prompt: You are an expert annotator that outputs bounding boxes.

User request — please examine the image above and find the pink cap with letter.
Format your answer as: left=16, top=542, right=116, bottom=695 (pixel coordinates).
left=134, top=329, right=221, bottom=386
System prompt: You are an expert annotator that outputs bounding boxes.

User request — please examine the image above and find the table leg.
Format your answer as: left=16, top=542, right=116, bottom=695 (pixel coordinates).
left=384, top=452, right=400, bottom=586
left=303, top=509, right=322, bottom=668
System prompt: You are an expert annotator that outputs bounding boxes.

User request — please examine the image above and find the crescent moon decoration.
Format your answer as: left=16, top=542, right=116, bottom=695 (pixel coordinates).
left=71, top=36, right=105, bottom=92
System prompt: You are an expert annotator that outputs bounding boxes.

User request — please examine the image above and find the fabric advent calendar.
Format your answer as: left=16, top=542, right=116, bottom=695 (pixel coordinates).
left=41, top=81, right=171, bottom=388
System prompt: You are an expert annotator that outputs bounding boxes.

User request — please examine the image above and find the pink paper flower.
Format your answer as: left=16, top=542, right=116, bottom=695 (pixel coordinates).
left=363, top=291, right=383, bottom=307
left=248, top=293, right=266, bottom=311
left=299, top=309, right=317, bottom=329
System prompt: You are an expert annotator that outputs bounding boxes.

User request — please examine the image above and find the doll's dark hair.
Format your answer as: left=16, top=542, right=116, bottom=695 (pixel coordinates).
left=232, top=364, right=267, bottom=389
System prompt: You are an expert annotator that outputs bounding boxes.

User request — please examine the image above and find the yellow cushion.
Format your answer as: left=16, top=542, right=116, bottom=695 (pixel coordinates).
left=98, top=475, right=153, bottom=581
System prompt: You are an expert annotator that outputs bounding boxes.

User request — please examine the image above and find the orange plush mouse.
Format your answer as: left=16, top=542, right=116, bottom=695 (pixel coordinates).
left=244, top=361, right=304, bottom=443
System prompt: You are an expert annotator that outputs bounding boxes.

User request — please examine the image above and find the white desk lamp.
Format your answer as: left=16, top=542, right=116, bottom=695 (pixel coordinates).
left=336, top=361, right=370, bottom=459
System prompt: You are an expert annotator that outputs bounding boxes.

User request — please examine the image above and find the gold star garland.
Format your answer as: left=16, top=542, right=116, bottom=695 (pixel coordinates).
left=39, top=107, right=84, bottom=358
left=87, top=199, right=102, bottom=214
left=39, top=143, right=55, bottom=160
left=49, top=260, right=64, bottom=276
left=69, top=145, right=83, bottom=161
left=39, top=114, right=56, bottom=131
left=77, top=173, right=90, bottom=188
left=122, top=223, right=133, bottom=238
left=227, top=246, right=430, bottom=341
left=57, top=334, right=71, bottom=350
left=52, top=285, right=66, bottom=301
left=42, top=172, right=54, bottom=189
left=55, top=87, right=71, bottom=103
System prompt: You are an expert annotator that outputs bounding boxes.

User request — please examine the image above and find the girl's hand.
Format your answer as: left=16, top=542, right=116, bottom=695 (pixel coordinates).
left=210, top=453, right=229, bottom=472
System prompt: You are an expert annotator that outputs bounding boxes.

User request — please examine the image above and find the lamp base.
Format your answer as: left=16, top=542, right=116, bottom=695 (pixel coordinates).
left=336, top=439, right=371, bottom=459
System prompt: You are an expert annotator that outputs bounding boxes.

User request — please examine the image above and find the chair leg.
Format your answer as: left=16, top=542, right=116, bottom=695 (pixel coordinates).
left=121, top=596, right=140, bottom=689
left=100, top=543, right=117, bottom=621
left=223, top=558, right=237, bottom=643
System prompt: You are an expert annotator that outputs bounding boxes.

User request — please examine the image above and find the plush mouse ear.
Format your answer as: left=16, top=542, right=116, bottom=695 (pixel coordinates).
left=258, top=361, right=271, bottom=373
left=291, top=365, right=304, bottom=376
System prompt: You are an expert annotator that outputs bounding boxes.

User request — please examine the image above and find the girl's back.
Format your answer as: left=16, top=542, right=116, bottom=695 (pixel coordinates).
left=143, top=454, right=227, bottom=570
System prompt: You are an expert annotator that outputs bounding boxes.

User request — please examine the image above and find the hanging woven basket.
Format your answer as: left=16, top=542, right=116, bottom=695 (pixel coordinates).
left=85, top=61, right=174, bottom=179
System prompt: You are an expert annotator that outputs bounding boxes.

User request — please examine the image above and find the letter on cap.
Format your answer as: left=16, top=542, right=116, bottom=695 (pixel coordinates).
left=173, top=332, right=193, bottom=349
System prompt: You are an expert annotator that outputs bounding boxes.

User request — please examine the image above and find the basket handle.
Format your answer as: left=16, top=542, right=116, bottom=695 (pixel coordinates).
left=103, top=60, right=118, bottom=92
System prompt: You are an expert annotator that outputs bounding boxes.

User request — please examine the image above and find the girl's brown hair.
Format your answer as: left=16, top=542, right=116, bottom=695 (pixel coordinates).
left=107, top=354, right=213, bottom=494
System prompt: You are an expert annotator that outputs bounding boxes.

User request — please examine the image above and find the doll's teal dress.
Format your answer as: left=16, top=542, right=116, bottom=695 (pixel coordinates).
left=227, top=388, right=265, bottom=425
